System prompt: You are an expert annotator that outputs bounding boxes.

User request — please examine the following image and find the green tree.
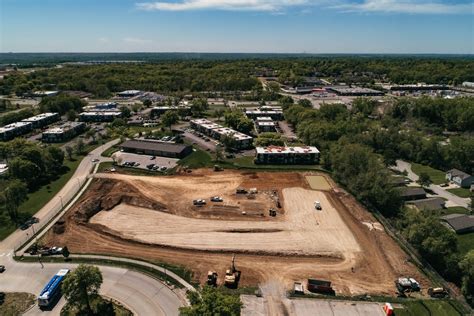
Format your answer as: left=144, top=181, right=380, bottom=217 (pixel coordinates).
left=161, top=110, right=179, bottom=130
left=62, top=264, right=103, bottom=315
left=120, top=106, right=131, bottom=118
left=62, top=246, right=70, bottom=260
left=65, top=146, right=74, bottom=161
left=221, top=134, right=237, bottom=151
left=214, top=109, right=225, bottom=121
left=75, top=139, right=86, bottom=155
left=214, top=145, right=224, bottom=163
left=179, top=286, right=242, bottom=316
left=47, top=146, right=65, bottom=167
left=190, top=98, right=209, bottom=117
left=4, top=180, right=28, bottom=223
left=459, top=250, right=474, bottom=305
left=143, top=99, right=152, bottom=107
left=66, top=109, right=77, bottom=121
left=417, top=172, right=432, bottom=188
left=8, top=158, right=41, bottom=187
left=297, top=99, right=312, bottom=108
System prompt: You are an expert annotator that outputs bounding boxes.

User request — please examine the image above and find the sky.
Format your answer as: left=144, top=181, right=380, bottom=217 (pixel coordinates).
left=0, top=0, right=473, bottom=54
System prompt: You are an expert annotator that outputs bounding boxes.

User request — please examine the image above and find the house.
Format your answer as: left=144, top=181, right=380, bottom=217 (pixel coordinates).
left=408, top=198, right=445, bottom=212
left=120, top=139, right=192, bottom=159
left=255, top=146, right=320, bottom=165
left=389, top=176, right=408, bottom=187
left=22, top=112, right=60, bottom=129
left=0, top=122, right=33, bottom=141
left=398, top=187, right=427, bottom=201
left=446, top=169, right=474, bottom=188
left=255, top=121, right=277, bottom=133
left=441, top=214, right=474, bottom=234
left=42, top=122, right=86, bottom=143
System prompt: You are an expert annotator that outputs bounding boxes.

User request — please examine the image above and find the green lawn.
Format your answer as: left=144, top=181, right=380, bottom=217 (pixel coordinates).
left=394, top=300, right=462, bottom=316
left=446, top=188, right=471, bottom=198
left=0, top=155, right=83, bottom=241
left=178, top=149, right=214, bottom=168
left=61, top=295, right=132, bottom=316
left=101, top=145, right=120, bottom=157
left=0, top=292, right=35, bottom=316
left=411, top=163, right=446, bottom=185
left=457, top=233, right=474, bottom=256
left=439, top=207, right=471, bottom=215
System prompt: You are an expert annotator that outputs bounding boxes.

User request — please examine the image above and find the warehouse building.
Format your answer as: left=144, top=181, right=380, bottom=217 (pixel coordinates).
left=79, top=111, right=122, bottom=122
left=120, top=139, right=192, bottom=159
left=0, top=121, right=33, bottom=141
left=190, top=118, right=253, bottom=149
left=255, top=146, right=320, bottom=165
left=42, top=122, right=86, bottom=143
left=83, top=102, right=118, bottom=111
left=22, top=112, right=60, bottom=129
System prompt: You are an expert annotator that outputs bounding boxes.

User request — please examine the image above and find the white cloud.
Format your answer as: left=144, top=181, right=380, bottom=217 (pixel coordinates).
left=123, top=37, right=154, bottom=44
left=98, top=37, right=111, bottom=43
left=333, top=0, right=473, bottom=14
left=136, top=0, right=309, bottom=12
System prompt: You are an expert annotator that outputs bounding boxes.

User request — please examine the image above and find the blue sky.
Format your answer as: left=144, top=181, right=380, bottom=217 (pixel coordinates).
left=1, top=0, right=473, bottom=53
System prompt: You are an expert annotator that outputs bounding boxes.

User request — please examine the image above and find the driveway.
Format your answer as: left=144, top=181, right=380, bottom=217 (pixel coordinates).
left=393, top=160, right=469, bottom=209
left=182, top=131, right=216, bottom=152
left=0, top=255, right=183, bottom=316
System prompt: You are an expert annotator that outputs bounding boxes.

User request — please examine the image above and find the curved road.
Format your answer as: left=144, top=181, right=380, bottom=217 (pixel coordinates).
left=0, top=255, right=184, bottom=316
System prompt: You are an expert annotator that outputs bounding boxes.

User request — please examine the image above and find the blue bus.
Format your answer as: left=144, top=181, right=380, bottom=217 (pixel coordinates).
left=38, top=269, right=70, bottom=307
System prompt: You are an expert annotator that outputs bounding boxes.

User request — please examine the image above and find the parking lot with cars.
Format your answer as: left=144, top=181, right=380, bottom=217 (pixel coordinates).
left=113, top=152, right=179, bottom=172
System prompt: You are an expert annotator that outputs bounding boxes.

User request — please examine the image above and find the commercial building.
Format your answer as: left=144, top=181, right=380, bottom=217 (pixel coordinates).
left=117, top=90, right=141, bottom=98
left=190, top=118, right=253, bottom=149
left=120, top=139, right=192, bottom=159
left=441, top=214, right=474, bottom=234
left=42, top=122, right=86, bottom=143
left=0, top=121, right=33, bottom=141
left=446, top=169, right=473, bottom=188
left=79, top=111, right=122, bottom=122
left=389, top=84, right=449, bottom=91
left=22, top=112, right=60, bottom=129
left=326, top=86, right=384, bottom=96
left=255, top=146, right=320, bottom=165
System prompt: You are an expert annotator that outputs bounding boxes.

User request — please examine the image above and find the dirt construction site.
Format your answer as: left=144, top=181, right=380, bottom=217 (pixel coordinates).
left=43, top=169, right=429, bottom=296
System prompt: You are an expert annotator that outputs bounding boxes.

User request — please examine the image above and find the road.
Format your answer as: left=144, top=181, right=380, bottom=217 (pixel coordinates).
left=394, top=160, right=469, bottom=208
left=0, top=138, right=120, bottom=254
left=0, top=254, right=184, bottom=316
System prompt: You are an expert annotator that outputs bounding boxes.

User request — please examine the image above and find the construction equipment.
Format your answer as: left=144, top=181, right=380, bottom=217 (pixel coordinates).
left=395, top=277, right=420, bottom=293
left=207, top=271, right=218, bottom=287
left=193, top=199, right=206, bottom=206
left=269, top=209, right=277, bottom=217
left=294, top=282, right=304, bottom=295
left=428, top=287, right=448, bottom=298
left=307, top=279, right=334, bottom=295
left=224, top=255, right=241, bottom=288
left=236, top=188, right=247, bottom=194
left=213, top=165, right=223, bottom=172
left=314, top=201, right=322, bottom=210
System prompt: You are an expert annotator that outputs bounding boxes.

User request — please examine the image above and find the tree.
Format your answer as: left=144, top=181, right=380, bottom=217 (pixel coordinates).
left=86, top=129, right=97, bottom=143
left=120, top=106, right=131, bottom=118
left=8, top=158, right=41, bottom=187
left=4, top=180, right=28, bottom=223
left=75, top=139, right=86, bottom=155
left=417, top=172, right=432, bottom=188
left=190, top=98, right=209, bottom=117
left=66, top=109, right=77, bottom=121
left=62, top=264, right=103, bottom=315
left=459, top=250, right=474, bottom=305
left=62, top=246, right=70, bottom=260
left=215, top=145, right=224, bottom=163
left=47, top=146, right=65, bottom=167
left=221, top=134, right=237, bottom=151
left=214, top=109, right=225, bottom=121
left=161, top=110, right=179, bottom=130
left=179, top=286, right=242, bottom=316
left=297, top=99, right=312, bottom=108
left=143, top=99, right=152, bottom=107
left=65, top=146, right=74, bottom=161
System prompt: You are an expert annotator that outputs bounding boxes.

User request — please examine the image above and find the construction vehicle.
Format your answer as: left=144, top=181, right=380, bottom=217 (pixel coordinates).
left=193, top=199, right=206, bottom=206
left=314, top=201, right=322, bottom=210
left=211, top=196, right=223, bottom=202
left=213, top=165, right=223, bottom=172
left=269, top=209, right=277, bottom=217
left=294, top=282, right=304, bottom=295
left=207, top=271, right=218, bottom=287
left=307, top=279, right=334, bottom=295
left=236, top=188, right=247, bottom=194
left=224, top=255, right=241, bottom=288
left=428, top=287, right=448, bottom=298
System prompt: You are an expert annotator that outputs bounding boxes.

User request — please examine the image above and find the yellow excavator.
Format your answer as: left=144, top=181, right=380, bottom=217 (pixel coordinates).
left=224, top=254, right=240, bottom=288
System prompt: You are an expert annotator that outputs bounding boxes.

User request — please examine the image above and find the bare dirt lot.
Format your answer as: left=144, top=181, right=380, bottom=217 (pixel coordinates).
left=43, top=170, right=429, bottom=296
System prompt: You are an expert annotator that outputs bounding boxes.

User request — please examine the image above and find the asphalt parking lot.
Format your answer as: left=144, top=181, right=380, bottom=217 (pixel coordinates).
left=113, top=152, right=179, bottom=171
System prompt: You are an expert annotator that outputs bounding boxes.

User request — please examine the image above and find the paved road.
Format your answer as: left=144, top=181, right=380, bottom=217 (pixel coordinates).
left=0, top=139, right=119, bottom=254
left=394, top=160, right=469, bottom=208
left=0, top=255, right=184, bottom=316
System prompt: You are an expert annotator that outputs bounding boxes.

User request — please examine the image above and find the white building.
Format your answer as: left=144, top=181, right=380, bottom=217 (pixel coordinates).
left=190, top=118, right=253, bottom=149
left=255, top=146, right=320, bottom=165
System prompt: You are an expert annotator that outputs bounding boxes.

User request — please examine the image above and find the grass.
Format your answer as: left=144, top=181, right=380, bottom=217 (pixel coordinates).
left=101, top=145, right=120, bottom=157
left=178, top=148, right=214, bottom=168
left=457, top=232, right=474, bottom=256
left=446, top=188, right=472, bottom=198
left=393, top=300, right=463, bottom=316
left=0, top=292, right=35, bottom=316
left=0, top=155, right=83, bottom=241
left=438, top=207, right=471, bottom=216
left=61, top=295, right=132, bottom=316
left=411, top=163, right=446, bottom=185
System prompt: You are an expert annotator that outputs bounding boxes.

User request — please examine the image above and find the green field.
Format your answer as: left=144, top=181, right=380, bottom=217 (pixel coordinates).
left=394, top=300, right=462, bottom=316
left=306, top=175, right=331, bottom=190
left=0, top=155, right=83, bottom=240
left=446, top=188, right=471, bottom=198
left=178, top=149, right=213, bottom=168
left=0, top=292, right=35, bottom=316
left=457, top=232, right=474, bottom=256
left=440, top=207, right=471, bottom=215
left=411, top=163, right=446, bottom=185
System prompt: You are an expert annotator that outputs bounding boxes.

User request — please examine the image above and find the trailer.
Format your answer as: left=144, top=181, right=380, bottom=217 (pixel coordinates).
left=307, top=279, right=334, bottom=295
left=38, top=269, right=70, bottom=308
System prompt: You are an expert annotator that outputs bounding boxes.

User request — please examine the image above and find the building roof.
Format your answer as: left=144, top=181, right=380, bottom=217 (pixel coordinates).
left=0, top=121, right=32, bottom=133
left=256, top=117, right=273, bottom=121
left=441, top=214, right=474, bottom=232
left=22, top=112, right=58, bottom=122
left=121, top=139, right=190, bottom=154
left=256, top=121, right=276, bottom=126
left=256, top=146, right=320, bottom=154
left=389, top=176, right=407, bottom=186
left=43, top=122, right=84, bottom=134
left=79, top=111, right=121, bottom=116
left=447, top=169, right=472, bottom=180
left=408, top=198, right=445, bottom=211
left=398, top=187, right=426, bottom=197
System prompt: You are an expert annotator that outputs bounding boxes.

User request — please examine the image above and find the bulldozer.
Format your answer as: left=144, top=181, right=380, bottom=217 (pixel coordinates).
left=224, top=254, right=241, bottom=288
left=207, top=271, right=218, bottom=287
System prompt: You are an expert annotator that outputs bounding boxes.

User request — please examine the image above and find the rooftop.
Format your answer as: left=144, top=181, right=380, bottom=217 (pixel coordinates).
left=256, top=146, right=320, bottom=154
left=398, top=187, right=426, bottom=197
left=43, top=122, right=84, bottom=134
left=0, top=121, right=32, bottom=132
left=441, top=214, right=474, bottom=232
left=22, top=112, right=58, bottom=122
left=408, top=198, right=445, bottom=211
left=121, top=139, right=190, bottom=154
left=256, top=117, right=273, bottom=121
left=447, top=168, right=472, bottom=180
left=79, top=111, right=121, bottom=116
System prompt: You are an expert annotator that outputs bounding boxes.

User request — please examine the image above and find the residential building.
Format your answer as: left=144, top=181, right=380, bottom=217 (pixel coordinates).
left=120, top=139, right=192, bottom=159
left=408, top=198, right=445, bottom=212
left=256, top=121, right=277, bottom=133
left=256, top=116, right=273, bottom=122
left=32, top=91, right=59, bottom=98
left=398, top=187, right=427, bottom=201
left=446, top=169, right=474, bottom=188
left=255, top=146, right=320, bottom=165
left=42, top=122, right=86, bottom=143
left=441, top=214, right=474, bottom=234
left=117, top=90, right=141, bottom=98
left=22, top=112, right=60, bottom=129
left=190, top=118, right=253, bottom=149
left=79, top=111, right=122, bottom=122
left=0, top=121, right=33, bottom=141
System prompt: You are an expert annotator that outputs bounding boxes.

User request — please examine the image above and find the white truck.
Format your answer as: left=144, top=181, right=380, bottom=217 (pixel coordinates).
left=314, top=201, right=322, bottom=210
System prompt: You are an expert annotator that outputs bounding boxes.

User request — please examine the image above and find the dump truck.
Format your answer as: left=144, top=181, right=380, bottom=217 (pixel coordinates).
left=224, top=255, right=240, bottom=288
left=294, top=282, right=304, bottom=295
left=207, top=271, right=218, bottom=287
left=307, top=279, right=334, bottom=294
left=395, top=277, right=420, bottom=293
left=236, top=188, right=247, bottom=194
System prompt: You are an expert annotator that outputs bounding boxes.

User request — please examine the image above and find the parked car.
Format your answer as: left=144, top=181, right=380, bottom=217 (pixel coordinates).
left=19, top=223, right=30, bottom=230
left=150, top=156, right=156, bottom=160
left=50, top=247, right=63, bottom=255
left=193, top=199, right=206, bottom=206
left=146, top=164, right=155, bottom=169
left=159, top=166, right=167, bottom=171
left=211, top=196, right=223, bottom=202
left=92, top=158, right=100, bottom=163
left=0, top=265, right=5, bottom=273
